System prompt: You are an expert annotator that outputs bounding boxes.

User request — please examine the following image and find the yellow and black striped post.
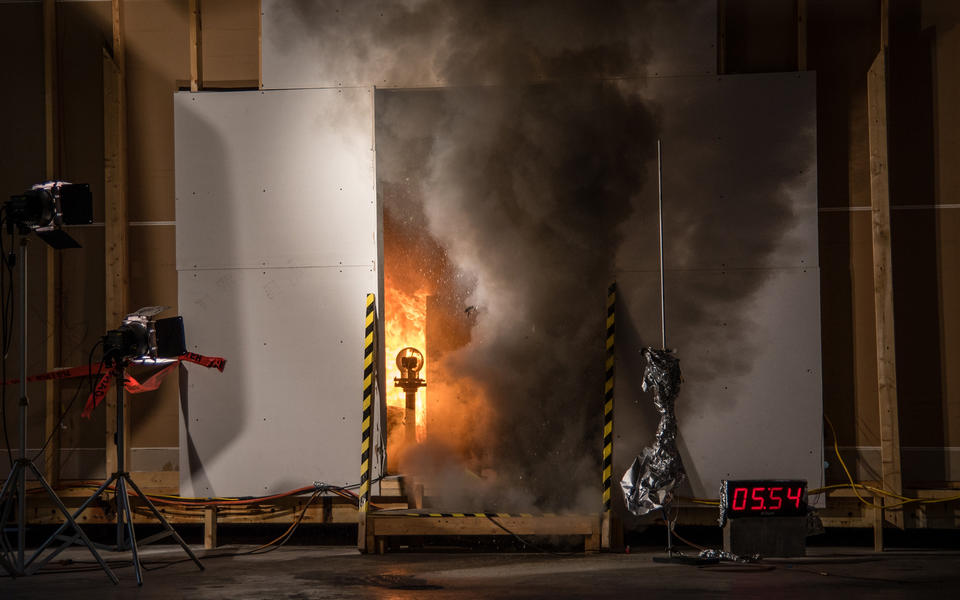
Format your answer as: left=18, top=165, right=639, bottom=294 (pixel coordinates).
left=601, top=282, right=620, bottom=549
left=358, top=293, right=376, bottom=551
left=602, top=283, right=615, bottom=512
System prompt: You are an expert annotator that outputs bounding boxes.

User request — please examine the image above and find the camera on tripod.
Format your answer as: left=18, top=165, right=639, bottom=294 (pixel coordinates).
left=103, top=307, right=187, bottom=364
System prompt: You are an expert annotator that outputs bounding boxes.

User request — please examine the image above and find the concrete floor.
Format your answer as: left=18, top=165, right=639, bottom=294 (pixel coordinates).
left=3, top=544, right=960, bottom=599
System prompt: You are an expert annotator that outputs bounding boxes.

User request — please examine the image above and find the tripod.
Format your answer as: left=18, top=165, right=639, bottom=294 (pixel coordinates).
left=41, top=358, right=204, bottom=585
left=0, top=234, right=117, bottom=581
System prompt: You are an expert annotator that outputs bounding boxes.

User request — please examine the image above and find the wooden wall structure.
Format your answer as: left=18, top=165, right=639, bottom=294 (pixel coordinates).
left=0, top=0, right=957, bottom=531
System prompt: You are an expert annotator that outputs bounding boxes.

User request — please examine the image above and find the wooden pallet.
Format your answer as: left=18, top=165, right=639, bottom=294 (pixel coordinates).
left=361, top=512, right=602, bottom=554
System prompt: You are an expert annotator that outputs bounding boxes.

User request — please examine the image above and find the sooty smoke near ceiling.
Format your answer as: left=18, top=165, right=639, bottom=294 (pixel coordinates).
left=274, top=0, right=813, bottom=510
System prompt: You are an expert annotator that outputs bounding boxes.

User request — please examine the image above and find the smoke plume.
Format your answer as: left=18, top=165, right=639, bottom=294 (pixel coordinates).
left=271, top=0, right=815, bottom=509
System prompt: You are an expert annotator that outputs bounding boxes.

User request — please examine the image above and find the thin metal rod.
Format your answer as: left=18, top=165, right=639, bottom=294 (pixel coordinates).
left=662, top=507, right=673, bottom=556
left=657, top=139, right=666, bottom=350
left=17, top=238, right=28, bottom=569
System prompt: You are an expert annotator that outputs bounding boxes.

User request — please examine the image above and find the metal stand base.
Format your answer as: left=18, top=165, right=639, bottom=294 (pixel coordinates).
left=0, top=459, right=118, bottom=582
left=57, top=469, right=204, bottom=586
left=650, top=506, right=719, bottom=566
left=0, top=233, right=116, bottom=582
left=42, top=361, right=204, bottom=586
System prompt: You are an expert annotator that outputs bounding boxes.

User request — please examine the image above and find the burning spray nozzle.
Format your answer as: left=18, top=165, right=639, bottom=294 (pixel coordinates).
left=395, top=347, right=426, bottom=444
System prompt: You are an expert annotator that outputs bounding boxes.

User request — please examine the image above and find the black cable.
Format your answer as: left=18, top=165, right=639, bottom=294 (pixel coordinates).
left=31, top=340, right=102, bottom=464
left=484, top=515, right=580, bottom=556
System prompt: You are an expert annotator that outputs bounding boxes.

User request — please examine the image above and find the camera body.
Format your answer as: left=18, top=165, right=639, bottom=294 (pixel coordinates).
left=103, top=308, right=186, bottom=363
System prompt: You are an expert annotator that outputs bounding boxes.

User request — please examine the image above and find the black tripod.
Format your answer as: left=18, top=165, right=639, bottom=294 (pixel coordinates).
left=41, top=358, right=204, bottom=585
left=0, top=235, right=117, bottom=582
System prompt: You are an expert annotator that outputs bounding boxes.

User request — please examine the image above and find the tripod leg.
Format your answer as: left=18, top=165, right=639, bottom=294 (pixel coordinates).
left=32, top=472, right=117, bottom=562
left=0, top=462, right=24, bottom=575
left=116, top=476, right=127, bottom=551
left=116, top=477, right=143, bottom=586
left=0, top=463, right=19, bottom=545
left=125, top=475, right=204, bottom=571
left=22, top=464, right=118, bottom=584
left=0, top=466, right=18, bottom=577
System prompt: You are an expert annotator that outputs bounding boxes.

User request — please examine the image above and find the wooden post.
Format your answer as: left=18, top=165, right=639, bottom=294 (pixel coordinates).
left=867, top=44, right=903, bottom=532
left=872, top=495, right=885, bottom=552
left=42, top=0, right=61, bottom=486
left=258, top=0, right=263, bottom=89
left=716, top=0, right=726, bottom=75
left=411, top=482, right=424, bottom=509
left=189, top=0, right=202, bottom=92
left=104, top=0, right=129, bottom=476
left=203, top=506, right=218, bottom=549
left=796, top=0, right=807, bottom=71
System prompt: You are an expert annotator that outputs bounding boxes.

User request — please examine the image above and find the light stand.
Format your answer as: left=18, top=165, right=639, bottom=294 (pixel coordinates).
left=0, top=233, right=117, bottom=582
left=40, top=358, right=204, bottom=586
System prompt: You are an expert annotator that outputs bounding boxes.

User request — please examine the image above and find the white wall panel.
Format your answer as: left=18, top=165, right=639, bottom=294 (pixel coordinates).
left=175, top=88, right=376, bottom=270
left=175, top=87, right=382, bottom=496
left=613, top=72, right=823, bottom=505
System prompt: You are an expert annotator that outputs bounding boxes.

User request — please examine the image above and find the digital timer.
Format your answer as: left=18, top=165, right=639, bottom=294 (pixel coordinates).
left=720, top=480, right=807, bottom=520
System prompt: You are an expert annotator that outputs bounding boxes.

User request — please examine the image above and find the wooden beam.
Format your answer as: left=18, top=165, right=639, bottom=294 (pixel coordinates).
left=204, top=507, right=218, bottom=549
left=880, top=0, right=890, bottom=50
left=104, top=0, right=129, bottom=476
left=367, top=514, right=602, bottom=554
left=796, top=0, right=807, bottom=71
left=867, top=48, right=903, bottom=531
left=873, top=496, right=885, bottom=551
left=258, top=0, right=263, bottom=89
left=716, top=0, right=726, bottom=75
left=189, top=0, right=203, bottom=92
left=42, top=0, right=61, bottom=486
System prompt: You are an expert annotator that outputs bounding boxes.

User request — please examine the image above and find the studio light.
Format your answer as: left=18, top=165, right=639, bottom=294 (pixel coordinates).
left=4, top=181, right=92, bottom=249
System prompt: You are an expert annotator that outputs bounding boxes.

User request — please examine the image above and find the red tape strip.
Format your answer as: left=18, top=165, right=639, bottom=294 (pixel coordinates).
left=5, top=353, right=226, bottom=419
left=82, top=373, right=114, bottom=418
left=2, top=362, right=106, bottom=386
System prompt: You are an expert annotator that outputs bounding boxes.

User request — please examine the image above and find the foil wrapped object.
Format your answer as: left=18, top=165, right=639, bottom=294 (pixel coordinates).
left=698, top=548, right=761, bottom=563
left=621, top=348, right=685, bottom=516
left=718, top=480, right=730, bottom=527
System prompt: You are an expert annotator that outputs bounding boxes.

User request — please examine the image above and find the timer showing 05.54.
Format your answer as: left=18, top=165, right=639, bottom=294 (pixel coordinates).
left=722, top=480, right=807, bottom=519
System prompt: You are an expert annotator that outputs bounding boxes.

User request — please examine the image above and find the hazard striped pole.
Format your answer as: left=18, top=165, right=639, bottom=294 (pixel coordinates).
left=602, top=282, right=616, bottom=513
left=359, top=293, right=376, bottom=547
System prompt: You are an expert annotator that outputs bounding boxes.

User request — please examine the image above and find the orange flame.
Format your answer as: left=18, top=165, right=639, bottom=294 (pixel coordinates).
left=384, top=277, right=428, bottom=443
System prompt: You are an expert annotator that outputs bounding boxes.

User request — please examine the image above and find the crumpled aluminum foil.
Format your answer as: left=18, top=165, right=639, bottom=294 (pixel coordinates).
left=718, top=480, right=731, bottom=527
left=620, top=348, right=685, bottom=516
left=698, top=548, right=761, bottom=563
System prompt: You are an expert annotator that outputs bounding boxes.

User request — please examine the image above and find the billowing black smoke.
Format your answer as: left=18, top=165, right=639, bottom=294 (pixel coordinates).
left=382, top=83, right=657, bottom=510
left=271, top=0, right=814, bottom=510
left=357, top=1, right=662, bottom=511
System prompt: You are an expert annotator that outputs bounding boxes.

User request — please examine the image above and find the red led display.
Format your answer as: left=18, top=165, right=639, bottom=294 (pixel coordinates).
left=722, top=480, right=806, bottom=519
